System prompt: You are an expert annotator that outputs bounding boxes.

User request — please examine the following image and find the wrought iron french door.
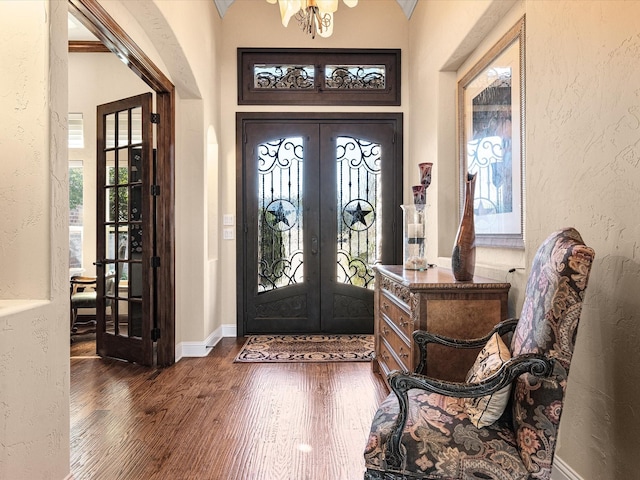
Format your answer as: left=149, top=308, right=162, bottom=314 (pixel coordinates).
left=238, top=114, right=402, bottom=335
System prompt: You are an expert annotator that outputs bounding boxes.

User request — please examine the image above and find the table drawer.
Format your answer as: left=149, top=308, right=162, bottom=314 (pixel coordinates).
left=380, top=315, right=411, bottom=362
left=380, top=291, right=413, bottom=339
left=378, top=336, right=408, bottom=375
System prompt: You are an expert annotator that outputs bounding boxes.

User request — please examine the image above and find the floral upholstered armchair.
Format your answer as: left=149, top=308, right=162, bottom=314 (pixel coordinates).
left=364, top=227, right=595, bottom=480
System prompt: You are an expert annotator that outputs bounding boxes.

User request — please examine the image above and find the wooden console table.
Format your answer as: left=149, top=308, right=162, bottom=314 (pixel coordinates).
left=373, top=265, right=511, bottom=384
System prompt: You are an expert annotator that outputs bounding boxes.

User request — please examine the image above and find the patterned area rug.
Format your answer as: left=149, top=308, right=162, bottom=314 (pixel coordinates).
left=234, top=334, right=374, bottom=363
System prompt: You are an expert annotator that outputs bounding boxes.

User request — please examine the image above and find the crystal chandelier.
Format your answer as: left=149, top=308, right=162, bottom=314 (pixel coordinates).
left=266, top=0, right=358, bottom=39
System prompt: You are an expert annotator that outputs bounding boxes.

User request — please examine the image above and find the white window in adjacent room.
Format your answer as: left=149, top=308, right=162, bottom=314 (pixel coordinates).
left=69, top=160, right=84, bottom=272
left=69, top=113, right=85, bottom=273
left=68, top=112, right=85, bottom=149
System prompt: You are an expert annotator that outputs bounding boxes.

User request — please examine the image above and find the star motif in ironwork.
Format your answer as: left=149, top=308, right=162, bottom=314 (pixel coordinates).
left=267, top=201, right=293, bottom=227
left=346, top=201, right=372, bottom=227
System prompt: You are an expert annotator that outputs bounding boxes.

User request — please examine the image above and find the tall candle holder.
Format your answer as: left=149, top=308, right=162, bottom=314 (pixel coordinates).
left=401, top=204, right=428, bottom=270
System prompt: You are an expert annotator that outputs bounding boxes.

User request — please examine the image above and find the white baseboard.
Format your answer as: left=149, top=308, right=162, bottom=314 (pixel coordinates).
left=221, top=322, right=237, bottom=338
left=552, top=456, right=583, bottom=480
left=175, top=323, right=237, bottom=361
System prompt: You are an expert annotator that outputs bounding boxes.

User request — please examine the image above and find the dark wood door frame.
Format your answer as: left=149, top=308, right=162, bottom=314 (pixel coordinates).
left=69, top=0, right=176, bottom=366
left=236, top=112, right=403, bottom=337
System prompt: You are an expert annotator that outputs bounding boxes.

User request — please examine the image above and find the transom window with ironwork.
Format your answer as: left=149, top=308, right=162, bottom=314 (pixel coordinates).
left=238, top=48, right=400, bottom=105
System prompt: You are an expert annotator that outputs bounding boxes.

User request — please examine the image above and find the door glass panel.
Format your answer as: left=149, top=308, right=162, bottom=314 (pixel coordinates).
left=105, top=271, right=117, bottom=333
left=130, top=299, right=143, bottom=338
left=106, top=151, right=115, bottom=185
left=117, top=110, right=129, bottom=147
left=105, top=113, right=116, bottom=149
left=131, top=108, right=143, bottom=145
left=336, top=136, right=381, bottom=289
left=257, top=136, right=304, bottom=292
left=109, top=295, right=127, bottom=336
left=116, top=225, right=129, bottom=261
left=117, top=149, right=129, bottom=183
left=129, top=263, right=143, bottom=299
left=105, top=187, right=116, bottom=223
left=130, top=184, right=143, bottom=255
left=131, top=148, right=142, bottom=183
left=115, top=186, right=128, bottom=222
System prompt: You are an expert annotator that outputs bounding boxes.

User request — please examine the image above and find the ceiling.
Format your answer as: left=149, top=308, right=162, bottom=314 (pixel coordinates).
left=68, top=0, right=419, bottom=42
left=214, top=0, right=418, bottom=19
left=68, top=12, right=99, bottom=41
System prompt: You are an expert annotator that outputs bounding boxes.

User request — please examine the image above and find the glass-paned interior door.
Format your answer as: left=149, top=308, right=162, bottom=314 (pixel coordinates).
left=96, top=93, right=154, bottom=366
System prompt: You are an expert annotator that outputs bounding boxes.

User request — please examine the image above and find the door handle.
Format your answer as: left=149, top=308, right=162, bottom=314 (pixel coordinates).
left=93, top=261, right=104, bottom=267
left=311, top=235, right=318, bottom=255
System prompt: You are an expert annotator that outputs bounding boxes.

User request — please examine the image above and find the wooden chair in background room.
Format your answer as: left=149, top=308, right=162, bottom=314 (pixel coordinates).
left=70, top=274, right=115, bottom=339
left=364, top=227, right=596, bottom=480
left=70, top=275, right=98, bottom=337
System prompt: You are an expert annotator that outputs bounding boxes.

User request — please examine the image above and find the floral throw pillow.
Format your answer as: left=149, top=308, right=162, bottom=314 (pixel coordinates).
left=464, top=332, right=512, bottom=428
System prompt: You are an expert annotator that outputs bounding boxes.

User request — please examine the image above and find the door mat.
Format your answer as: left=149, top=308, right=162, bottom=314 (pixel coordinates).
left=234, top=334, right=374, bottom=363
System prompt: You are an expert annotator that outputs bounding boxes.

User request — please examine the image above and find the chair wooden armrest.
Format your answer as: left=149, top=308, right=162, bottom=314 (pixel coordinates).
left=384, top=353, right=555, bottom=469
left=412, top=318, right=519, bottom=374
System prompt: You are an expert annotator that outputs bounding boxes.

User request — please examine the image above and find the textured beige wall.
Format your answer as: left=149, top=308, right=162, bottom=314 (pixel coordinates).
left=526, top=2, right=640, bottom=477
left=0, top=0, right=70, bottom=478
left=97, top=0, right=224, bottom=348
left=411, top=0, right=640, bottom=477
left=0, top=0, right=51, bottom=300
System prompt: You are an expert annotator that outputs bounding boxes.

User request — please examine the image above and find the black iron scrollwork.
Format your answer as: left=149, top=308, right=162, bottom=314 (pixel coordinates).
left=258, top=138, right=304, bottom=174
left=336, top=251, right=374, bottom=289
left=258, top=251, right=303, bottom=292
left=337, top=137, right=381, bottom=174
left=325, top=65, right=386, bottom=90
left=254, top=65, right=315, bottom=90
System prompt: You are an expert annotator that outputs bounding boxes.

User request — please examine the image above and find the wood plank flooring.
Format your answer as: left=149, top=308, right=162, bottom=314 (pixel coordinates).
left=70, top=335, right=389, bottom=480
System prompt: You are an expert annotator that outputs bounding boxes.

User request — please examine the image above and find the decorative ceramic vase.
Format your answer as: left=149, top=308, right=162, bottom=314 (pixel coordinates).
left=401, top=204, right=428, bottom=270
left=452, top=173, right=477, bottom=281
left=412, top=184, right=426, bottom=212
left=419, top=162, right=433, bottom=189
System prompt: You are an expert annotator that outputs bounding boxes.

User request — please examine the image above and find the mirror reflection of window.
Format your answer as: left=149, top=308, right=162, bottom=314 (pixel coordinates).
left=468, top=67, right=513, bottom=217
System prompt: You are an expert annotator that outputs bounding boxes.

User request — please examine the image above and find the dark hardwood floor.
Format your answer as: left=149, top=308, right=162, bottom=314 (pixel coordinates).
left=70, top=334, right=389, bottom=480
